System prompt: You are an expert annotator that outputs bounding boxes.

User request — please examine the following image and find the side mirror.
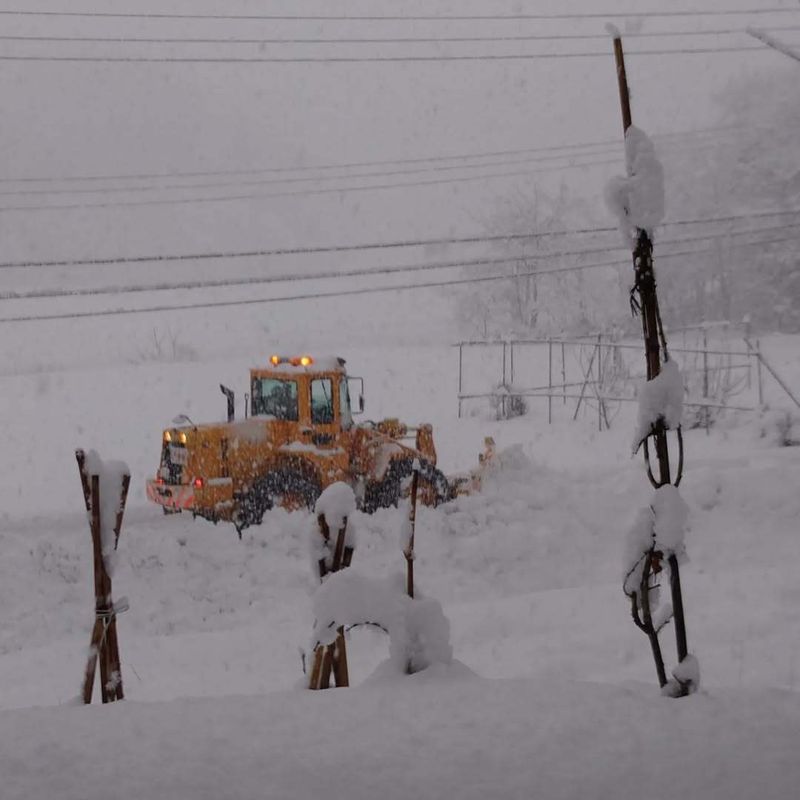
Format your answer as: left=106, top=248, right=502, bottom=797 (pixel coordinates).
left=348, top=376, right=365, bottom=415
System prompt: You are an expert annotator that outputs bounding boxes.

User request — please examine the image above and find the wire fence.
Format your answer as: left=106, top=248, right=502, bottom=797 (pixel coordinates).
left=454, top=327, right=788, bottom=431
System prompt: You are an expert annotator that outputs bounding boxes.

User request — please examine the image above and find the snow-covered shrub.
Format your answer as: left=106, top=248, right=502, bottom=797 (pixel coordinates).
left=758, top=406, right=800, bottom=447
left=132, top=327, right=198, bottom=364
left=681, top=351, right=748, bottom=431
left=309, top=570, right=452, bottom=675
left=490, top=383, right=527, bottom=420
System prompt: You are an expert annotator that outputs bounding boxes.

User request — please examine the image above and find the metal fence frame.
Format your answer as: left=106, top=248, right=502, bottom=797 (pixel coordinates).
left=456, top=333, right=768, bottom=430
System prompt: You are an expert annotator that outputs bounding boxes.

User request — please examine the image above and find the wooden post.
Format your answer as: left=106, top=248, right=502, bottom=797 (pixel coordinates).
left=612, top=36, right=690, bottom=696
left=310, top=509, right=354, bottom=690
left=501, top=341, right=508, bottom=419
left=405, top=466, right=420, bottom=599
left=457, top=343, right=464, bottom=419
left=547, top=337, right=553, bottom=425
left=75, top=450, right=129, bottom=704
left=756, top=338, right=764, bottom=406
left=703, top=329, right=710, bottom=435
left=597, top=333, right=603, bottom=432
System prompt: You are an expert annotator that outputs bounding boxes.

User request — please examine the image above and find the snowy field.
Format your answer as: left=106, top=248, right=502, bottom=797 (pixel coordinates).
left=2, top=0, right=800, bottom=797
left=1, top=314, right=799, bottom=798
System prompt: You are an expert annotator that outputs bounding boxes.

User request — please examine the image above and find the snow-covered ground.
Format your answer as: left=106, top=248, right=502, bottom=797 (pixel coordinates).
left=1, top=325, right=799, bottom=798
left=2, top=1, right=800, bottom=796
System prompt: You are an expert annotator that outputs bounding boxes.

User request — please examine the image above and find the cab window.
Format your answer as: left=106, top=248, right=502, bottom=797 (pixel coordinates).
left=251, top=378, right=298, bottom=421
left=339, top=379, right=353, bottom=430
left=311, top=378, right=334, bottom=425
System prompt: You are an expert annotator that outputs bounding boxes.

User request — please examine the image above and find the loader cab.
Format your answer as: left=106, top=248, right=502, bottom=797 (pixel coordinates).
left=250, top=355, right=363, bottom=434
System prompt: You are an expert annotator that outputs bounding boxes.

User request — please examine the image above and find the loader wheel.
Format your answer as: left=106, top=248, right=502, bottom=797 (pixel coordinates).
left=234, top=468, right=321, bottom=537
left=417, top=463, right=453, bottom=507
left=361, top=459, right=451, bottom=514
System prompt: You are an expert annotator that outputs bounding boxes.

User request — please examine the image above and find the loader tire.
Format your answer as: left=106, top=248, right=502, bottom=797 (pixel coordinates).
left=234, top=468, right=321, bottom=536
left=361, top=458, right=451, bottom=514
left=417, top=462, right=453, bottom=507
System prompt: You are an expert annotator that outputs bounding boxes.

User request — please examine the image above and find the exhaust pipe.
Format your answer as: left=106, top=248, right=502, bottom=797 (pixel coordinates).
left=220, top=384, right=235, bottom=422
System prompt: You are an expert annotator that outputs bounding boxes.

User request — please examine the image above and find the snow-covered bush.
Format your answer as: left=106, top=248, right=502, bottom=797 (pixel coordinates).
left=309, top=571, right=452, bottom=676
left=758, top=406, right=800, bottom=447
left=131, top=327, right=198, bottom=364
left=490, top=383, right=527, bottom=420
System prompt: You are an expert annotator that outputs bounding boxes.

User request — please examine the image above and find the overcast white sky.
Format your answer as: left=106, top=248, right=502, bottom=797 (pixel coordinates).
left=0, top=0, right=795, bottom=262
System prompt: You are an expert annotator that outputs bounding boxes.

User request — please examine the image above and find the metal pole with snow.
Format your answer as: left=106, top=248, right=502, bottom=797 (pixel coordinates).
left=608, top=31, right=698, bottom=697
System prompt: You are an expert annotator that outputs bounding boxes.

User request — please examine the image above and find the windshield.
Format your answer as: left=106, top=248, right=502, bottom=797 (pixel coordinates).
left=251, top=378, right=298, bottom=421
left=311, top=378, right=334, bottom=424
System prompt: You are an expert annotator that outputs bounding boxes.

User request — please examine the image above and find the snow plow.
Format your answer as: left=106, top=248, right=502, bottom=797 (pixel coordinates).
left=146, top=354, right=492, bottom=534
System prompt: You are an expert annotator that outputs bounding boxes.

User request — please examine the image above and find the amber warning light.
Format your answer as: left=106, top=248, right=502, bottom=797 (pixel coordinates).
left=270, top=354, right=314, bottom=367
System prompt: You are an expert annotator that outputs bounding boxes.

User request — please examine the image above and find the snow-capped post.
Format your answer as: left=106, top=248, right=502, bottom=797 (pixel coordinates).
left=75, top=449, right=130, bottom=705
left=308, top=482, right=357, bottom=689
left=608, top=32, right=697, bottom=697
left=404, top=460, right=421, bottom=599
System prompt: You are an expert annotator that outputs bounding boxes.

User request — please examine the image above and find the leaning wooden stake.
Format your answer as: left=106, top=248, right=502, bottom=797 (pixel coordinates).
left=309, top=511, right=354, bottom=690
left=404, top=464, right=420, bottom=599
left=611, top=36, right=690, bottom=695
left=76, top=449, right=130, bottom=704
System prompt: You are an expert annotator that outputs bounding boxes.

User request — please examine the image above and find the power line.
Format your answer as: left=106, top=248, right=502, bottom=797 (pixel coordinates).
left=0, top=46, right=768, bottom=64
left=2, top=209, right=798, bottom=271
left=747, top=26, right=800, bottom=62
left=4, top=224, right=800, bottom=303
left=0, top=150, right=623, bottom=199
left=1, top=28, right=792, bottom=45
left=0, top=125, right=738, bottom=186
left=2, top=233, right=797, bottom=326
left=2, top=143, right=782, bottom=214
left=0, top=157, right=623, bottom=214
left=0, top=8, right=796, bottom=21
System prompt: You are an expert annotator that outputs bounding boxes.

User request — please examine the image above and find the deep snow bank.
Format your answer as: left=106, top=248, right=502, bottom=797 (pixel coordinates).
left=1, top=676, right=798, bottom=800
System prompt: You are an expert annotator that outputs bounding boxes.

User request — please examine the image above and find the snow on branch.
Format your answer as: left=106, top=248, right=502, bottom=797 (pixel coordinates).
left=632, top=360, right=684, bottom=454
left=622, top=484, right=689, bottom=600
left=651, top=484, right=689, bottom=560
left=605, top=125, right=665, bottom=247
